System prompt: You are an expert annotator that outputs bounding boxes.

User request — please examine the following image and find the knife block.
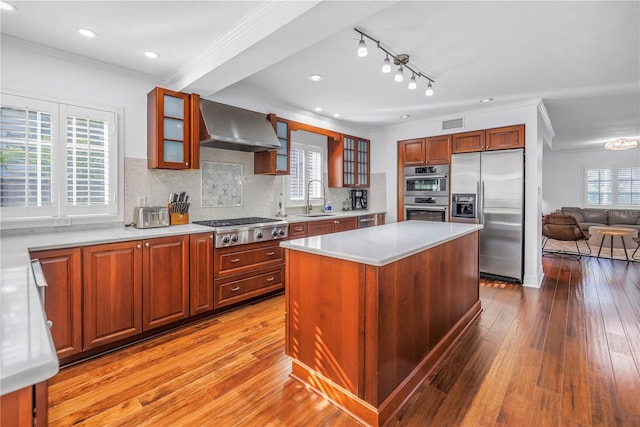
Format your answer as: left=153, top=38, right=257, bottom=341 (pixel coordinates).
left=169, top=211, right=189, bottom=225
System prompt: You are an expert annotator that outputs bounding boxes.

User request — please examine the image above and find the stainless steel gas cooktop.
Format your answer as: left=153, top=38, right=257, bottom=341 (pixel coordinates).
left=192, top=217, right=288, bottom=248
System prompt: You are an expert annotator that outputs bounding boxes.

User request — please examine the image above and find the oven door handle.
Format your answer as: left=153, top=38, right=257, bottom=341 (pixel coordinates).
left=404, top=205, right=448, bottom=211
left=405, top=174, right=448, bottom=180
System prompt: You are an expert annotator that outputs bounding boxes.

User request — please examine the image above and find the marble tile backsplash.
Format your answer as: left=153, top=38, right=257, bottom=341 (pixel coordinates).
left=124, top=147, right=387, bottom=223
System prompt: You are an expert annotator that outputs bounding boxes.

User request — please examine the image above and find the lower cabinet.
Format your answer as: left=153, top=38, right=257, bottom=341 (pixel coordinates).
left=307, top=216, right=358, bottom=236
left=189, top=232, right=215, bottom=316
left=29, top=248, right=82, bottom=359
left=213, top=241, right=285, bottom=309
left=82, top=240, right=144, bottom=350
left=0, top=381, right=47, bottom=427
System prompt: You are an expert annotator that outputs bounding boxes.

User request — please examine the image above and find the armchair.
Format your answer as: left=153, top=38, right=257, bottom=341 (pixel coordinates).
left=542, top=214, right=592, bottom=258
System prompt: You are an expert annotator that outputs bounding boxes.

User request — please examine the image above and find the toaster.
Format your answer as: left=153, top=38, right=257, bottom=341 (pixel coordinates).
left=132, top=206, right=170, bottom=229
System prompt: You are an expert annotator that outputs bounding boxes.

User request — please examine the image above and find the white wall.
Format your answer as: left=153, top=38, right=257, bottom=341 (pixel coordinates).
left=370, top=100, right=547, bottom=287
left=542, top=146, right=640, bottom=213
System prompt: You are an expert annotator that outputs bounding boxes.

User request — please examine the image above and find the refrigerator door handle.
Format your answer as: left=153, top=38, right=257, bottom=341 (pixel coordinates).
left=480, top=181, right=485, bottom=225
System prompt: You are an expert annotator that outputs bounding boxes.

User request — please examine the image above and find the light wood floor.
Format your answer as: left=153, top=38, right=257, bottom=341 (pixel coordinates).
left=48, top=255, right=640, bottom=426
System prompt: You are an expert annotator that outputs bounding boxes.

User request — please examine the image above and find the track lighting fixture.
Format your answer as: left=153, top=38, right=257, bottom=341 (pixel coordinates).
left=357, top=35, right=368, bottom=57
left=354, top=28, right=435, bottom=96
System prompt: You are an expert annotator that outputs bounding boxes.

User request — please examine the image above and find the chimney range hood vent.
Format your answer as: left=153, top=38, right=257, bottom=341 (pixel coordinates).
left=199, top=99, right=280, bottom=152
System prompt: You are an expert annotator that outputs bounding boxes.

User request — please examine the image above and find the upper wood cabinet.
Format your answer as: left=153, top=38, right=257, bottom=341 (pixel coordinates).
left=147, top=87, right=200, bottom=169
left=329, top=135, right=370, bottom=188
left=30, top=248, right=82, bottom=360
left=399, top=135, right=451, bottom=166
left=452, top=125, right=524, bottom=153
left=254, top=114, right=290, bottom=175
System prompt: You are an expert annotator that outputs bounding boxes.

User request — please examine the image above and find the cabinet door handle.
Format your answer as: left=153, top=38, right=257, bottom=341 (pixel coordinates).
left=185, top=162, right=189, bottom=167
left=230, top=286, right=240, bottom=292
left=230, top=258, right=241, bottom=263
left=47, top=320, right=53, bottom=329
left=137, top=244, right=142, bottom=249
left=266, top=251, right=275, bottom=256
left=145, top=242, right=150, bottom=247
left=209, top=234, right=213, bottom=239
left=266, top=277, right=275, bottom=282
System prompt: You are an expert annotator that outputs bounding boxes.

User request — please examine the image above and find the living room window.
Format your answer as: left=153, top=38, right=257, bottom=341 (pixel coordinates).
left=0, top=93, right=120, bottom=226
left=585, top=166, right=640, bottom=208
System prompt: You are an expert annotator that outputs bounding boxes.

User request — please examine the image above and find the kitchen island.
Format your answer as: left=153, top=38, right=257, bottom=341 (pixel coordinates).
left=281, top=221, right=483, bottom=426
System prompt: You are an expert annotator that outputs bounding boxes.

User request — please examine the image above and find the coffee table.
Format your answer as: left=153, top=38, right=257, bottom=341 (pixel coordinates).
left=596, top=228, right=633, bottom=261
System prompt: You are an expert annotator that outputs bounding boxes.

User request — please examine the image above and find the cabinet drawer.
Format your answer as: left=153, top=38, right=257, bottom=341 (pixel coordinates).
left=215, top=269, right=284, bottom=308
left=289, top=222, right=308, bottom=238
left=216, top=244, right=283, bottom=275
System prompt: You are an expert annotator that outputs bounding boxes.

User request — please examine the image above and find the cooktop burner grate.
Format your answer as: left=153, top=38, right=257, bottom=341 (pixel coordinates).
left=192, top=217, right=282, bottom=228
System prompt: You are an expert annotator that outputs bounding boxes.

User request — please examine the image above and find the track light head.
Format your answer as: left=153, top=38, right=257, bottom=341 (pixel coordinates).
left=408, top=74, right=417, bottom=90
left=381, top=55, right=391, bottom=73
left=357, top=35, right=368, bottom=57
left=425, top=82, right=434, bottom=96
left=394, top=66, right=404, bottom=82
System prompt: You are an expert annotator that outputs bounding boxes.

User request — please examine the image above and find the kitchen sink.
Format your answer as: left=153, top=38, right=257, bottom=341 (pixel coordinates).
left=297, top=213, right=336, bottom=217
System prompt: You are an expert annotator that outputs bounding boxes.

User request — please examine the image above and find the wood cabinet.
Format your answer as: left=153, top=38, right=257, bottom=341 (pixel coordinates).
left=254, top=115, right=290, bottom=175
left=147, top=87, right=200, bottom=169
left=399, top=135, right=451, bottom=166
left=189, top=232, right=214, bottom=316
left=308, top=217, right=358, bottom=236
left=1, top=381, right=47, bottom=427
left=213, top=241, right=285, bottom=309
left=452, top=125, right=524, bottom=153
left=329, top=135, right=370, bottom=188
left=29, top=248, right=82, bottom=359
left=82, top=240, right=143, bottom=350
left=82, top=235, right=189, bottom=350
left=143, top=235, right=190, bottom=330
left=375, top=213, right=386, bottom=225
left=288, top=222, right=308, bottom=239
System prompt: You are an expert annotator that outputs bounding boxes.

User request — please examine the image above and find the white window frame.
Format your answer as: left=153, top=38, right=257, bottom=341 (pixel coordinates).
left=286, top=140, right=327, bottom=208
left=584, top=165, right=640, bottom=208
left=1, top=91, right=123, bottom=229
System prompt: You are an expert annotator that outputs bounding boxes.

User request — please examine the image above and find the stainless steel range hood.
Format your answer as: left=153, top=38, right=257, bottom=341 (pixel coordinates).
left=199, top=99, right=280, bottom=152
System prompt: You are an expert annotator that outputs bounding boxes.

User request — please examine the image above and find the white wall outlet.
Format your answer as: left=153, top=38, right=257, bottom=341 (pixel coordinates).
left=52, top=217, right=72, bottom=227
left=136, top=196, right=146, bottom=207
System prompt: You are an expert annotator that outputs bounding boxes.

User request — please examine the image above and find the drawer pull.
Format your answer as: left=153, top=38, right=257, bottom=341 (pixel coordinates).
left=230, top=286, right=241, bottom=292
left=266, top=276, right=275, bottom=282
left=266, top=251, right=275, bottom=256
left=295, top=226, right=304, bottom=231
left=230, top=258, right=241, bottom=263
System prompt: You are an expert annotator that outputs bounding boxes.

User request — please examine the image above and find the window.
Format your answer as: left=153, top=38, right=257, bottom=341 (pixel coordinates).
left=287, top=142, right=324, bottom=206
left=585, top=166, right=640, bottom=207
left=1, top=93, right=119, bottom=225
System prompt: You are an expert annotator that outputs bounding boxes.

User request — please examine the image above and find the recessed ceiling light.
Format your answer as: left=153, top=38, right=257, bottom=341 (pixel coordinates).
left=400, top=114, right=410, bottom=119
left=0, top=1, right=16, bottom=11
left=78, top=28, right=97, bottom=38
left=314, top=107, right=323, bottom=112
left=333, top=113, right=341, bottom=117
left=308, top=74, right=324, bottom=82
left=480, top=97, right=494, bottom=103
left=144, top=51, right=159, bottom=59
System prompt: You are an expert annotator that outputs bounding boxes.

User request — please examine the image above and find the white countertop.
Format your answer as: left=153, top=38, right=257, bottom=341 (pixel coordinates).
left=0, top=223, right=211, bottom=396
left=280, top=221, right=483, bottom=266
left=282, top=210, right=385, bottom=224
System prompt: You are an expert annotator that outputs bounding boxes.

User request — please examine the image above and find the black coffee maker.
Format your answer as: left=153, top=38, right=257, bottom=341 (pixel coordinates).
left=350, top=189, right=368, bottom=210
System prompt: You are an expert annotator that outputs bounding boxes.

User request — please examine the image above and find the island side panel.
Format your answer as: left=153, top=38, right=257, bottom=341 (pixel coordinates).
left=285, top=249, right=366, bottom=396
left=372, top=231, right=480, bottom=405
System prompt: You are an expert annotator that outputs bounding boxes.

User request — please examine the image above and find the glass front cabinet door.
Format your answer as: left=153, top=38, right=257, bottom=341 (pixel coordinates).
left=147, top=87, right=199, bottom=169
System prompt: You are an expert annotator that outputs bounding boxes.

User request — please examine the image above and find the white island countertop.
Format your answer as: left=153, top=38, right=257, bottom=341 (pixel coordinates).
left=280, top=220, right=483, bottom=267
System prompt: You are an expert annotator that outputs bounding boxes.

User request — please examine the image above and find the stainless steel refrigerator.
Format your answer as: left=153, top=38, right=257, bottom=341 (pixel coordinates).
left=450, top=149, right=524, bottom=282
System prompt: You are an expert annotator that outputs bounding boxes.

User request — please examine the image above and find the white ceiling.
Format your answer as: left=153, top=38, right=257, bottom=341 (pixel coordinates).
left=1, top=1, right=639, bottom=151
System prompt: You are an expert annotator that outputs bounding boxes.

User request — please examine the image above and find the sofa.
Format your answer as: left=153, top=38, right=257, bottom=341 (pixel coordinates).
left=561, top=207, right=640, bottom=233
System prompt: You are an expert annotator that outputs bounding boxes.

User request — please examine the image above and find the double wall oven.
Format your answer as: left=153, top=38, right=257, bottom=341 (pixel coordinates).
left=403, top=165, right=449, bottom=222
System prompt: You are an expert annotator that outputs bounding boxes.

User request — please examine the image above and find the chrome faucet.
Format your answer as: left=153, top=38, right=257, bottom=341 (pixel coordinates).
left=305, top=179, right=326, bottom=214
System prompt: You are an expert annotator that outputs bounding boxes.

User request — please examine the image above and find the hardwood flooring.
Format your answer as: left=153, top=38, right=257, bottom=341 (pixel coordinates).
left=48, top=255, right=640, bottom=426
